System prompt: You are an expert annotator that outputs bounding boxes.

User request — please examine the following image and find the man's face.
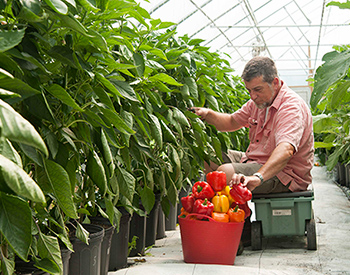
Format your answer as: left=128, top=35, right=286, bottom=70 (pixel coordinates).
left=244, top=76, right=279, bottom=109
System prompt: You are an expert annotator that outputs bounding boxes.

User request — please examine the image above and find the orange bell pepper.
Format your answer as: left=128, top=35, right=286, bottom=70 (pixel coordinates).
left=179, top=207, right=189, bottom=219
left=211, top=194, right=230, bottom=213
left=211, top=212, right=229, bottom=223
left=218, top=186, right=235, bottom=205
left=227, top=205, right=245, bottom=222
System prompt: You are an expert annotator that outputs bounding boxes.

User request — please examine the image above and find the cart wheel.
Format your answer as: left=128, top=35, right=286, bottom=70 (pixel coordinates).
left=306, top=217, right=317, bottom=250
left=251, top=221, right=262, bottom=250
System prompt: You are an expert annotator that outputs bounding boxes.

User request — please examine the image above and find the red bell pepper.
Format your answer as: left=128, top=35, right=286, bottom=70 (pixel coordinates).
left=206, top=171, right=227, bottom=192
left=181, top=194, right=195, bottom=213
left=192, top=181, right=215, bottom=200
left=229, top=183, right=252, bottom=204
left=193, top=198, right=214, bottom=216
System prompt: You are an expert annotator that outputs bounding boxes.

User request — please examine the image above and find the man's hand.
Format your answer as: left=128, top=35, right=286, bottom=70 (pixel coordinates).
left=229, top=173, right=261, bottom=191
left=188, top=107, right=242, bottom=132
left=188, top=107, right=210, bottom=120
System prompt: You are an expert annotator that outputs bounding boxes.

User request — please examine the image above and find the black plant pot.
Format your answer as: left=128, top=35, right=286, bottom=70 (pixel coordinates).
left=90, top=216, right=115, bottom=275
left=165, top=202, right=178, bottom=231
left=338, top=163, right=346, bottom=186
left=145, top=194, right=161, bottom=247
left=108, top=208, right=131, bottom=271
left=128, top=207, right=147, bottom=257
left=69, top=224, right=104, bottom=275
left=60, top=246, right=72, bottom=275
left=156, top=208, right=166, bottom=240
left=15, top=258, right=49, bottom=275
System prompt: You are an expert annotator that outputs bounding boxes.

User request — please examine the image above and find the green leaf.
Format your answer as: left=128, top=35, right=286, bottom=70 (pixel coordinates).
left=86, top=150, right=107, bottom=196
left=0, top=29, right=26, bottom=52
left=169, top=144, right=181, bottom=183
left=330, top=80, right=350, bottom=108
left=43, top=0, right=68, bottom=14
left=314, top=141, right=334, bottom=149
left=311, top=50, right=350, bottom=108
left=0, top=99, right=48, bottom=156
left=0, top=154, right=45, bottom=202
left=133, top=52, right=145, bottom=77
left=149, top=114, right=162, bottom=149
left=0, top=77, right=41, bottom=102
left=42, top=159, right=78, bottom=219
left=160, top=119, right=177, bottom=144
left=100, top=108, right=135, bottom=134
left=149, top=48, right=168, bottom=61
left=37, top=233, right=62, bottom=275
left=1, top=138, right=22, bottom=167
left=149, top=73, right=183, bottom=86
left=47, top=84, right=84, bottom=112
left=53, top=12, right=89, bottom=36
left=109, top=80, right=139, bottom=102
left=313, top=114, right=340, bottom=133
left=95, top=73, right=123, bottom=98
left=139, top=184, right=155, bottom=214
left=76, top=222, right=89, bottom=245
left=326, top=145, right=344, bottom=171
left=172, top=107, right=190, bottom=128
left=76, top=0, right=99, bottom=12
left=116, top=166, right=135, bottom=203
left=184, top=77, right=198, bottom=99
left=1, top=253, right=15, bottom=275
left=0, top=192, right=32, bottom=261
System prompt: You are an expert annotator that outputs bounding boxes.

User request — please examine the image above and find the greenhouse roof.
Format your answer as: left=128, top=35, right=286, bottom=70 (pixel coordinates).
left=138, top=0, right=350, bottom=87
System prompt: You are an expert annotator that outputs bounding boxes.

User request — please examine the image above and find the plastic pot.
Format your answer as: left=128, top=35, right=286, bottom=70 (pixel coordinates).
left=69, top=224, right=104, bottom=275
left=145, top=193, right=161, bottom=247
left=108, top=208, right=131, bottom=271
left=60, top=246, right=72, bottom=275
left=156, top=208, right=166, bottom=240
left=165, top=202, right=178, bottom=231
left=90, top=216, right=115, bottom=275
left=128, top=209, right=147, bottom=257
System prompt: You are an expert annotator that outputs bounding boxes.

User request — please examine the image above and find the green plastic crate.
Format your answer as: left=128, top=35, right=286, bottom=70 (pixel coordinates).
left=252, top=191, right=314, bottom=237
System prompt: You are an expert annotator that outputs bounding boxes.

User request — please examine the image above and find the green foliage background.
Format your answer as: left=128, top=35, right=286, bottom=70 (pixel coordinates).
left=0, top=0, right=249, bottom=273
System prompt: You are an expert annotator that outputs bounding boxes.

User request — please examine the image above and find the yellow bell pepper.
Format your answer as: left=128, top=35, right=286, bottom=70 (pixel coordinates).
left=211, top=194, right=230, bottom=213
left=218, top=186, right=235, bottom=205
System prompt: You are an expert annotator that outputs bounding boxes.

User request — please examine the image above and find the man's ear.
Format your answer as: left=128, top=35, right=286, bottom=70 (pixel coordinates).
left=273, top=77, right=280, bottom=90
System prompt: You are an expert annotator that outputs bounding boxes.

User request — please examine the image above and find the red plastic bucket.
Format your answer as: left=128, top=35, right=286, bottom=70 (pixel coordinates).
left=178, top=213, right=244, bottom=265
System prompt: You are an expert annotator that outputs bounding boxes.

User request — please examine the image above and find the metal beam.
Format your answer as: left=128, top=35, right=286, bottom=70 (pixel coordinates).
left=242, top=0, right=272, bottom=57
left=214, top=23, right=350, bottom=28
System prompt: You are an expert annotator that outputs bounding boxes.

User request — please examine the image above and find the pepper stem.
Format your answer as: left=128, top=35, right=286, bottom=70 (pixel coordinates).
left=233, top=205, right=239, bottom=212
left=197, top=185, right=203, bottom=193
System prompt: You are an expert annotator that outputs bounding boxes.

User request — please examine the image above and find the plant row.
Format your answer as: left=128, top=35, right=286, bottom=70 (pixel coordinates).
left=0, top=0, right=249, bottom=274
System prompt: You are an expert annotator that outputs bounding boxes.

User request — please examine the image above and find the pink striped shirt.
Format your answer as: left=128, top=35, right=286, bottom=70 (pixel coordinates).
left=232, top=81, right=314, bottom=191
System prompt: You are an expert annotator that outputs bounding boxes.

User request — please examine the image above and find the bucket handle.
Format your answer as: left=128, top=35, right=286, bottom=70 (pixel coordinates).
left=183, top=213, right=217, bottom=222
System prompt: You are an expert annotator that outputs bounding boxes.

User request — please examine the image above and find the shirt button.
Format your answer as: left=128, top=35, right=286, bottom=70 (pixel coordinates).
left=256, top=140, right=259, bottom=142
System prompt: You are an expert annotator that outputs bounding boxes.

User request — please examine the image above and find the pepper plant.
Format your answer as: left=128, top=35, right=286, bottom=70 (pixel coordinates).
left=0, top=0, right=249, bottom=273
left=310, top=1, right=350, bottom=171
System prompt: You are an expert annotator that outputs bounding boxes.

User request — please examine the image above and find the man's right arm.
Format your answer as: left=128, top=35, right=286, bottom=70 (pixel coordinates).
left=190, top=107, right=242, bottom=132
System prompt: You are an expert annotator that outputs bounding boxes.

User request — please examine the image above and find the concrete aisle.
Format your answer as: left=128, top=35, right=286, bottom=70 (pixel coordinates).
left=109, top=166, right=350, bottom=275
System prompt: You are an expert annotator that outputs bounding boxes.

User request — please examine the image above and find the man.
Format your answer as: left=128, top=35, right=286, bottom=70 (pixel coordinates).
left=191, top=56, right=314, bottom=194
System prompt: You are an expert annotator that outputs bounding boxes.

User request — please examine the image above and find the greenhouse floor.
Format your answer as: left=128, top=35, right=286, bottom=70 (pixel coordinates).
left=109, top=166, right=350, bottom=275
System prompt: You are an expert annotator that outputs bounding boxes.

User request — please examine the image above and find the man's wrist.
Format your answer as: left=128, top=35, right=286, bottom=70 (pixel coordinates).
left=253, top=172, right=264, bottom=184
